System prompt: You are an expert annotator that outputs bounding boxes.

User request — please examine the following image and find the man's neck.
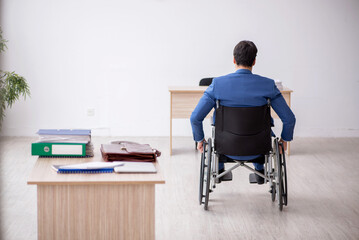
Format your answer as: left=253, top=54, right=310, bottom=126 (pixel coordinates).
left=235, top=65, right=252, bottom=72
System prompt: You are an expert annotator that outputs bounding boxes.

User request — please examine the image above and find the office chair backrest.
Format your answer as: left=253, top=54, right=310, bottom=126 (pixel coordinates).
left=199, top=78, right=213, bottom=86
left=215, top=104, right=272, bottom=156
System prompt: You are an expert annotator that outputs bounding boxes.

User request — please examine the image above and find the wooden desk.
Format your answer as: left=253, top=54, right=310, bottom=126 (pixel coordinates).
left=28, top=157, right=165, bottom=240
left=169, top=86, right=293, bottom=155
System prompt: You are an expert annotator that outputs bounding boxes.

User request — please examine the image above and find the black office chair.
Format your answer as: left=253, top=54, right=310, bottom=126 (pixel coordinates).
left=199, top=101, right=288, bottom=211
left=199, top=77, right=213, bottom=86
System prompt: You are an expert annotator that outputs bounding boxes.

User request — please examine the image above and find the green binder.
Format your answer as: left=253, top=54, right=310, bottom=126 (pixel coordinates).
left=31, top=142, right=86, bottom=157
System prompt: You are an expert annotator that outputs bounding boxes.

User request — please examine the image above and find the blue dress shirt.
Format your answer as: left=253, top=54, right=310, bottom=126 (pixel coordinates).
left=190, top=69, right=296, bottom=160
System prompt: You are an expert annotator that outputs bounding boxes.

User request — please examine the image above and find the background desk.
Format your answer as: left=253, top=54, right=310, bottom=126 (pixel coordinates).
left=28, top=157, right=165, bottom=240
left=169, top=86, right=293, bottom=155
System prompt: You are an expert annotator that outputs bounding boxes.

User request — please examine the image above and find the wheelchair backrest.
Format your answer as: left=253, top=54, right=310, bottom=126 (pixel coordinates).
left=215, top=103, right=272, bottom=156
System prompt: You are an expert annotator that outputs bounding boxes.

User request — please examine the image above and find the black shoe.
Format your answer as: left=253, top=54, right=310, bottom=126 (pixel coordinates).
left=218, top=168, right=233, bottom=182
left=255, top=169, right=265, bottom=185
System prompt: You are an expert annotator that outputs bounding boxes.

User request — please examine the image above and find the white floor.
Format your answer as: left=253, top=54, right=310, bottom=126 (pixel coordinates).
left=1, top=137, right=359, bottom=240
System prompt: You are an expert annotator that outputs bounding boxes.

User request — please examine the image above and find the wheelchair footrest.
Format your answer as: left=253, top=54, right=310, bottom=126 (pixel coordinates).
left=249, top=173, right=258, bottom=184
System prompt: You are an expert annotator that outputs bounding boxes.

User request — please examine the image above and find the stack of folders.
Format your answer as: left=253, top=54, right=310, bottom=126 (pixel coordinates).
left=52, top=162, right=124, bottom=174
left=32, top=129, right=94, bottom=157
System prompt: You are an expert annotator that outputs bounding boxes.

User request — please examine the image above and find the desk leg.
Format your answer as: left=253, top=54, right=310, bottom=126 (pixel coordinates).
left=170, top=93, right=173, bottom=155
left=287, top=142, right=291, bottom=155
left=37, top=184, right=155, bottom=240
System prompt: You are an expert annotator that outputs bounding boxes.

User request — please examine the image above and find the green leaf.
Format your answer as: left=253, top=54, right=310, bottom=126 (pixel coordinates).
left=0, top=27, right=8, bottom=54
left=3, top=71, right=31, bottom=108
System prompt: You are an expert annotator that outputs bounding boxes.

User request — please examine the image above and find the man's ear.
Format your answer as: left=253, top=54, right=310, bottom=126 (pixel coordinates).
left=233, top=57, right=237, bottom=65
left=252, top=58, right=256, bottom=66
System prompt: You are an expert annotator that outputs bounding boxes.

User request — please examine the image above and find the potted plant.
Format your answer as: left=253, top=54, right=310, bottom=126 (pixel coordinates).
left=0, top=27, right=30, bottom=129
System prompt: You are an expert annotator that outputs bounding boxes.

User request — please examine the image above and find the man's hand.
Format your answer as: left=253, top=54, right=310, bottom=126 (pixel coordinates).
left=197, top=139, right=206, bottom=153
left=279, top=139, right=287, bottom=154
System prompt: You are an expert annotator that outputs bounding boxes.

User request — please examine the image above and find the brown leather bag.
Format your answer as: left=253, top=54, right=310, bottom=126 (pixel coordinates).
left=100, top=141, right=161, bottom=162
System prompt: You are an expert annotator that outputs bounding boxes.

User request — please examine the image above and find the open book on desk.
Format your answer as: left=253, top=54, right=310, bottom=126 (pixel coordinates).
left=52, top=161, right=124, bottom=174
left=114, top=162, right=157, bottom=173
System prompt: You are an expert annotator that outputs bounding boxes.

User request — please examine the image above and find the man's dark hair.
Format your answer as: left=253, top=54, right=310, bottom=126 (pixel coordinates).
left=233, top=40, right=257, bottom=67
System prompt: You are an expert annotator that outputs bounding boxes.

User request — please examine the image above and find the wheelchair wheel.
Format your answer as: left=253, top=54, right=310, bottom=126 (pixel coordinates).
left=198, top=141, right=206, bottom=205
left=271, top=184, right=276, bottom=202
left=279, top=142, right=288, bottom=206
left=204, top=138, right=212, bottom=210
left=274, top=138, right=284, bottom=211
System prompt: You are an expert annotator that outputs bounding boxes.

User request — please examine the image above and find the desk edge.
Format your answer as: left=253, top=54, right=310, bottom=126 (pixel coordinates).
left=27, top=180, right=166, bottom=185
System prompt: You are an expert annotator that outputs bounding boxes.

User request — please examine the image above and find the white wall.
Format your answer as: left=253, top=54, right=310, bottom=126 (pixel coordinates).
left=1, top=0, right=359, bottom=137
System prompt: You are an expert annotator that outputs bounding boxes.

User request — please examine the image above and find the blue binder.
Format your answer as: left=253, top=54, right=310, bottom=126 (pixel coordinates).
left=51, top=161, right=124, bottom=174
left=37, top=129, right=91, bottom=136
left=52, top=165, right=114, bottom=174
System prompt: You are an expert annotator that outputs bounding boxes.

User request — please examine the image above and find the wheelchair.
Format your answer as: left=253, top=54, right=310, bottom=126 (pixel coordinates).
left=199, top=101, right=288, bottom=211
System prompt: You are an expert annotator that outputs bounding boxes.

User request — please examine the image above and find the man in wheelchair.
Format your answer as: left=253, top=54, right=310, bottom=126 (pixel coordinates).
left=190, top=40, right=296, bottom=210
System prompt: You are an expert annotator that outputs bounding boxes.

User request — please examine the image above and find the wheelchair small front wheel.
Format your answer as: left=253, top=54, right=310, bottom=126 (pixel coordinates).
left=271, top=184, right=276, bottom=202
